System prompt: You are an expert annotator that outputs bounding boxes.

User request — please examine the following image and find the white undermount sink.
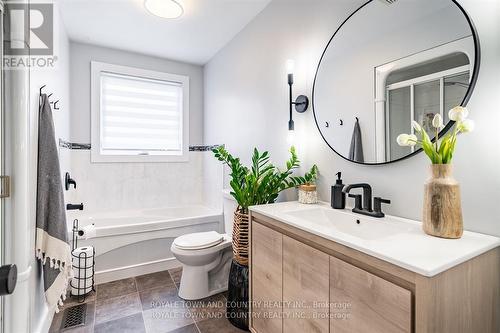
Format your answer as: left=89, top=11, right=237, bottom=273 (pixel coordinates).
left=283, top=207, right=416, bottom=241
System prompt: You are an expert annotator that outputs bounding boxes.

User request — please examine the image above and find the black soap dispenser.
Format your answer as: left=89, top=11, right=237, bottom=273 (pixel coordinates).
left=331, top=172, right=346, bottom=209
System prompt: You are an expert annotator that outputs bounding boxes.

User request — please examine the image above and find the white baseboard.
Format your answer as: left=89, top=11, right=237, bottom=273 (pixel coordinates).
left=95, top=257, right=181, bottom=285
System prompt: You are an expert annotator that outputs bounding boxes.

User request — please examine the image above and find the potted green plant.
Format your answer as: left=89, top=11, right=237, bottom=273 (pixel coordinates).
left=212, top=145, right=318, bottom=329
left=298, top=166, right=319, bottom=204
left=397, top=106, right=474, bottom=239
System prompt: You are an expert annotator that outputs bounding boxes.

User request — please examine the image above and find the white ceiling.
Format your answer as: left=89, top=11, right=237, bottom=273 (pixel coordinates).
left=58, top=0, right=271, bottom=65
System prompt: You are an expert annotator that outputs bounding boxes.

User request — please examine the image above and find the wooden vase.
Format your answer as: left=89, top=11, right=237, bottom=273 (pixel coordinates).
left=423, top=164, right=463, bottom=239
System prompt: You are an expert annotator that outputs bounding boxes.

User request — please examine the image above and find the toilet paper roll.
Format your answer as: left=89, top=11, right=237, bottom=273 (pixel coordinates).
left=71, top=277, right=93, bottom=296
left=78, top=224, right=96, bottom=240
left=71, top=246, right=94, bottom=296
left=71, top=246, right=94, bottom=269
left=72, top=266, right=93, bottom=277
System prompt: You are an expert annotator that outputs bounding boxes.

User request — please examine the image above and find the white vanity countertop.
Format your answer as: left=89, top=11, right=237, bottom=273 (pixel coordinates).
left=249, top=201, right=500, bottom=277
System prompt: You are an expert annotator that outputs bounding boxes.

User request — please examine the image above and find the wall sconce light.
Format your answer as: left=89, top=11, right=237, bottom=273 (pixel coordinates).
left=287, top=60, right=309, bottom=131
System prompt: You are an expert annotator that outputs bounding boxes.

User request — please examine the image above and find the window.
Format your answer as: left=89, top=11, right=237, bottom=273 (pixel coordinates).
left=91, top=62, right=189, bottom=162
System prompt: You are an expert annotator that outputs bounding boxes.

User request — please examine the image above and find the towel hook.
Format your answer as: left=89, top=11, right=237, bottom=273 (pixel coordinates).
left=339, top=119, right=343, bottom=126
left=355, top=117, right=359, bottom=122
left=39, top=85, right=47, bottom=107
left=53, top=100, right=60, bottom=110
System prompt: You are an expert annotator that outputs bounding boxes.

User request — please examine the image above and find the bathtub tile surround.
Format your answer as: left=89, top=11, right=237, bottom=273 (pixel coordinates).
left=49, top=268, right=245, bottom=333
left=67, top=151, right=205, bottom=213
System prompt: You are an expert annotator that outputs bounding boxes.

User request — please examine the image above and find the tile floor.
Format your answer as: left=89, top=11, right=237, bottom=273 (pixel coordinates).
left=49, top=268, right=248, bottom=333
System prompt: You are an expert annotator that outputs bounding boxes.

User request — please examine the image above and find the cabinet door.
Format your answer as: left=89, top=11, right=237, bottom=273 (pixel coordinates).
left=283, top=236, right=330, bottom=333
left=251, top=223, right=283, bottom=333
left=330, top=256, right=412, bottom=333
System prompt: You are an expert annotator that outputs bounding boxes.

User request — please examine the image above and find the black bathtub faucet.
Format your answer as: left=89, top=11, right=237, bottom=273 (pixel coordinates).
left=66, top=203, right=84, bottom=211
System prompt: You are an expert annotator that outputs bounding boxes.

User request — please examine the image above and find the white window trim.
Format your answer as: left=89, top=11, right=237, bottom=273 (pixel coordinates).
left=91, top=61, right=189, bottom=163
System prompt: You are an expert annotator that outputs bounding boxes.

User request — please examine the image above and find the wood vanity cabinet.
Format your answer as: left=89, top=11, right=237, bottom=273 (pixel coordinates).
left=251, top=222, right=283, bottom=333
left=282, top=236, right=330, bottom=333
left=330, top=256, right=411, bottom=333
left=249, top=212, right=500, bottom=333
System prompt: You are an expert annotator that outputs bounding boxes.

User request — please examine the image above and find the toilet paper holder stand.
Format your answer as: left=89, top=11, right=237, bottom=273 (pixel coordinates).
left=71, top=219, right=95, bottom=303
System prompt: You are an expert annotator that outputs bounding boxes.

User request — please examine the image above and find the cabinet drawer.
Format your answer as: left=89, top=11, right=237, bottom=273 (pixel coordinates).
left=251, top=223, right=283, bottom=333
left=283, top=236, right=329, bottom=333
left=330, top=256, right=412, bottom=333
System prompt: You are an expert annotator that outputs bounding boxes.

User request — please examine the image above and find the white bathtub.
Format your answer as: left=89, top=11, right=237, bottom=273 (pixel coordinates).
left=68, top=205, right=223, bottom=284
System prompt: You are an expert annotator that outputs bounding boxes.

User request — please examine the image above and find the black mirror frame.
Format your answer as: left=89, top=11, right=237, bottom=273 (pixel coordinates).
left=312, top=0, right=481, bottom=166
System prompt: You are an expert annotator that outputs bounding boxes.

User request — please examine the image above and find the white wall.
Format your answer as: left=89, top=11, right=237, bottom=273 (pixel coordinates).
left=204, top=0, right=500, bottom=237
left=28, top=2, right=72, bottom=332
left=69, top=42, right=204, bottom=144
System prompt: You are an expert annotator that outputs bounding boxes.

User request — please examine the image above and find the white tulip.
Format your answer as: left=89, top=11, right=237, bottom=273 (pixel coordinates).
left=396, top=134, right=408, bottom=146
left=411, top=120, right=422, bottom=132
left=397, top=134, right=417, bottom=147
left=432, top=114, right=444, bottom=129
left=458, top=119, right=475, bottom=133
left=448, top=106, right=469, bottom=122
left=407, top=134, right=418, bottom=146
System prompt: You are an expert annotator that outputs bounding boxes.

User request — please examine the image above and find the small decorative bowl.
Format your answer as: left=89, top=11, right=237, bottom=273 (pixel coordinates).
left=298, top=184, right=318, bottom=204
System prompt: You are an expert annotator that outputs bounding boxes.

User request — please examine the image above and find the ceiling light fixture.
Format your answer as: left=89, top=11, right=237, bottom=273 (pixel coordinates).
left=144, top=0, right=184, bottom=19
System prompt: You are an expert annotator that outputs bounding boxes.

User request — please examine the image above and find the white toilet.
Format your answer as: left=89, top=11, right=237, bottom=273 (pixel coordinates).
left=171, top=191, right=236, bottom=300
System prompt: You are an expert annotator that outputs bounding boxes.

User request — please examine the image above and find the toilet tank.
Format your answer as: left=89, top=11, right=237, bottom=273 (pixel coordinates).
left=222, top=189, right=237, bottom=235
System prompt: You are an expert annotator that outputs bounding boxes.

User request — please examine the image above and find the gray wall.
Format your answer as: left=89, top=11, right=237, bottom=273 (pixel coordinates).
left=204, top=0, right=500, bottom=236
left=70, top=42, right=204, bottom=144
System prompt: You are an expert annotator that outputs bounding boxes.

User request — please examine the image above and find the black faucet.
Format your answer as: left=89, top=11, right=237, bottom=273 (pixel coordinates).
left=343, top=183, right=372, bottom=211
left=343, top=184, right=390, bottom=218
left=65, top=172, right=77, bottom=190
left=66, top=203, right=84, bottom=211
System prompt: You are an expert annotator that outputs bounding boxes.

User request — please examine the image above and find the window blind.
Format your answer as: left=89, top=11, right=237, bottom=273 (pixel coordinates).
left=100, top=72, right=183, bottom=154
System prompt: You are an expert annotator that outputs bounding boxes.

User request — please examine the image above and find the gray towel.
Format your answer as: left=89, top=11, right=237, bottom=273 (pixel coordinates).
left=36, top=94, right=72, bottom=312
left=349, top=119, right=364, bottom=163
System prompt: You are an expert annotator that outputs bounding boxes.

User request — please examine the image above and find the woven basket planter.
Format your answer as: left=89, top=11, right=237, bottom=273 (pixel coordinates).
left=232, top=209, right=249, bottom=266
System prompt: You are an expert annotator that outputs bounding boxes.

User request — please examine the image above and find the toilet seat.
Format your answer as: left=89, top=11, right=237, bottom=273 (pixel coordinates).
left=173, top=231, right=225, bottom=250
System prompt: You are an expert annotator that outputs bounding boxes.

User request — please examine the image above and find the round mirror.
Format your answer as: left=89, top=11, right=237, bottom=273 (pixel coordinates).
left=313, top=0, right=480, bottom=165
